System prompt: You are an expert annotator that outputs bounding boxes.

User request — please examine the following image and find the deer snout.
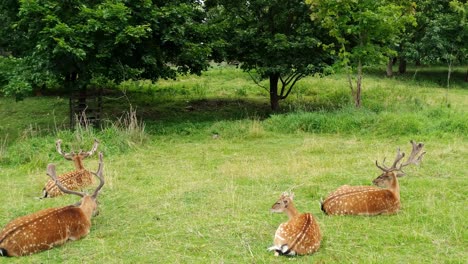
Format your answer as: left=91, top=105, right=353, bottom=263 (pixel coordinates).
left=372, top=178, right=385, bottom=187
left=92, top=202, right=100, bottom=216
left=92, top=209, right=100, bottom=217
left=372, top=178, right=379, bottom=186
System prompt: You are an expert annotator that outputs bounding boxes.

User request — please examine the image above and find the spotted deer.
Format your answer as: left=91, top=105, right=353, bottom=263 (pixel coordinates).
left=42, top=139, right=99, bottom=198
left=268, top=192, right=321, bottom=256
left=321, top=140, right=425, bottom=216
left=0, top=153, right=104, bottom=257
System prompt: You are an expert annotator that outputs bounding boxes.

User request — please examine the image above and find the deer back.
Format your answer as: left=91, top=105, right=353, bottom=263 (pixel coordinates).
left=274, top=213, right=321, bottom=255
left=42, top=169, right=94, bottom=198
left=0, top=205, right=91, bottom=257
left=321, top=185, right=400, bottom=216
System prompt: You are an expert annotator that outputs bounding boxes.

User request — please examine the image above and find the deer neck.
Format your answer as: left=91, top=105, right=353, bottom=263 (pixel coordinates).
left=389, top=173, right=400, bottom=201
left=285, top=203, right=300, bottom=219
left=79, top=196, right=96, bottom=220
left=73, top=157, right=85, bottom=170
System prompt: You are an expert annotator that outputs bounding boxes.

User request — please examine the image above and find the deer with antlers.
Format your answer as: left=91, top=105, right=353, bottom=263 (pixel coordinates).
left=0, top=153, right=104, bottom=257
left=268, top=192, right=321, bottom=256
left=42, top=139, right=99, bottom=198
left=321, top=140, right=425, bottom=216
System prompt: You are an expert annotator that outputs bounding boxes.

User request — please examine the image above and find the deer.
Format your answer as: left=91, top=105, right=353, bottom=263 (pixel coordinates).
left=321, top=140, right=426, bottom=216
left=42, top=139, right=99, bottom=198
left=0, top=153, right=104, bottom=257
left=268, top=192, right=321, bottom=256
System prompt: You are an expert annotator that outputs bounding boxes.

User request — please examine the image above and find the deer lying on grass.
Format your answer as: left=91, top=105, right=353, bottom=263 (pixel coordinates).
left=321, top=140, right=425, bottom=216
left=0, top=153, right=104, bottom=257
left=42, top=139, right=99, bottom=198
left=268, top=192, right=321, bottom=256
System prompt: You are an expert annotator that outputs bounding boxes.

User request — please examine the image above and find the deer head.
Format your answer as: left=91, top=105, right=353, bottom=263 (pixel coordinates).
left=56, top=139, right=99, bottom=170
left=373, top=140, right=426, bottom=186
left=271, top=192, right=295, bottom=213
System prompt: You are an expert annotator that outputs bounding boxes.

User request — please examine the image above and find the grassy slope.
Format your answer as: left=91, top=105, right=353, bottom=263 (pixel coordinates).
left=0, top=65, right=467, bottom=263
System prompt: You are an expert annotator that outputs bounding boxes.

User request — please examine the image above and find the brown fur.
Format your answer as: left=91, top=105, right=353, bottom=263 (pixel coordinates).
left=268, top=193, right=321, bottom=256
left=0, top=205, right=91, bottom=256
left=321, top=172, right=400, bottom=216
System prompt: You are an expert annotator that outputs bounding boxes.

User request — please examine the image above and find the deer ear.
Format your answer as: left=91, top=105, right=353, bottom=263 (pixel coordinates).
left=396, top=172, right=406, bottom=177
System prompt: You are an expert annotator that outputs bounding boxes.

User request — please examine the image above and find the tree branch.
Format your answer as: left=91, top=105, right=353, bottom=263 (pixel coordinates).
left=280, top=72, right=304, bottom=99
left=247, top=71, right=268, bottom=92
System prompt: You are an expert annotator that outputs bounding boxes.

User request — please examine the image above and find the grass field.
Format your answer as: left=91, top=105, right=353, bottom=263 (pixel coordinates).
left=0, top=65, right=467, bottom=263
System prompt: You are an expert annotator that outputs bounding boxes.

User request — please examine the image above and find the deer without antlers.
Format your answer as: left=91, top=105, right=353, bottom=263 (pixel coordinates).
left=321, top=140, right=426, bottom=216
left=42, top=139, right=99, bottom=198
left=0, top=153, right=104, bottom=257
left=268, top=192, right=321, bottom=256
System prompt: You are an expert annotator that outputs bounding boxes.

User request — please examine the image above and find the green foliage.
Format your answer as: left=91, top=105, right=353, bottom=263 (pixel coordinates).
left=403, top=0, right=467, bottom=65
left=309, top=0, right=416, bottom=67
left=0, top=56, right=59, bottom=100
left=1, top=0, right=212, bottom=97
left=0, top=56, right=31, bottom=99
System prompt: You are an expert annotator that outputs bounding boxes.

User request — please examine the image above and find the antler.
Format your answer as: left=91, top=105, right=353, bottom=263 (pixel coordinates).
left=56, top=139, right=73, bottom=160
left=399, top=140, right=426, bottom=169
left=91, top=152, right=105, bottom=199
left=375, top=148, right=405, bottom=172
left=47, top=164, right=85, bottom=198
left=81, top=139, right=100, bottom=158
left=375, top=140, right=425, bottom=174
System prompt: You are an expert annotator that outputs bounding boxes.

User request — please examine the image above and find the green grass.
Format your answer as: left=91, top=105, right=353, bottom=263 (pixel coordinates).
left=0, top=65, right=467, bottom=263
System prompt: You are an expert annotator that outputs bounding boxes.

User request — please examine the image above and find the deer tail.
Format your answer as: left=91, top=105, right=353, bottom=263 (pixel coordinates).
left=41, top=187, right=49, bottom=198
left=0, top=248, right=9, bottom=257
left=320, top=198, right=328, bottom=215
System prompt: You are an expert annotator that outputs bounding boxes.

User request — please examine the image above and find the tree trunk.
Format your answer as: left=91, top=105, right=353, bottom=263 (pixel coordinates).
left=355, top=60, right=363, bottom=108
left=386, top=58, right=393, bottom=77
left=398, top=57, right=407, bottom=74
left=269, top=73, right=280, bottom=111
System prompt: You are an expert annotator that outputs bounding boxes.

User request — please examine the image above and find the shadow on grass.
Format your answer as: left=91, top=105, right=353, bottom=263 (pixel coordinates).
left=365, top=65, right=468, bottom=89
left=102, top=92, right=274, bottom=132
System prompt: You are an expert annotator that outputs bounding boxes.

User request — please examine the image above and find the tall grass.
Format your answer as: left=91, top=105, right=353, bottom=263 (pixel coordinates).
left=263, top=106, right=466, bottom=136
left=0, top=105, right=147, bottom=167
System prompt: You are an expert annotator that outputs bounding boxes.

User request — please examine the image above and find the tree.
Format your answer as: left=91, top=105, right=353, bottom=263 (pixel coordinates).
left=206, top=0, right=335, bottom=111
left=0, top=1, right=211, bottom=100
left=308, top=0, right=415, bottom=107
left=400, top=0, right=467, bottom=85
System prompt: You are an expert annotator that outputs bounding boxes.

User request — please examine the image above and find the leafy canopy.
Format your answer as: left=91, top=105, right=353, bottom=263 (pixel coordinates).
left=308, top=0, right=416, bottom=68
left=402, top=0, right=467, bottom=65
left=1, top=0, right=211, bottom=98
